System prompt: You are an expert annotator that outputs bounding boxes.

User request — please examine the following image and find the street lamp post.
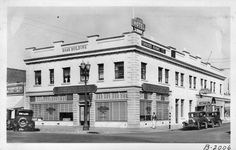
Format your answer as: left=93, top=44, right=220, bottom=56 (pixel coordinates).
left=80, top=61, right=90, bottom=130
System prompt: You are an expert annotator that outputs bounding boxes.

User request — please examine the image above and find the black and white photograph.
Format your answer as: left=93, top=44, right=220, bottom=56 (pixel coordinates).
left=1, top=0, right=235, bottom=150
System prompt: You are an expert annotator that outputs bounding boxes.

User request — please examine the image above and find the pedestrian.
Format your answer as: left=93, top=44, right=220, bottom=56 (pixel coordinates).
left=151, top=112, right=157, bottom=129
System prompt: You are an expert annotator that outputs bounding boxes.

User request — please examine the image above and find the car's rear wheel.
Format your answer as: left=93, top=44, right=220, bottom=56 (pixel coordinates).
left=210, top=121, right=215, bottom=128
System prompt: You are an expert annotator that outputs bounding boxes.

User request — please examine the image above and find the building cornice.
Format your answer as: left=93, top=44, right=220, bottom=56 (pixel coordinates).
left=24, top=45, right=225, bottom=80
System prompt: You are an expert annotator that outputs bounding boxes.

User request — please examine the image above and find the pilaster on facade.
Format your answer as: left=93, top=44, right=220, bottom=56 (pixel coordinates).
left=151, top=93, right=157, bottom=115
left=127, top=88, right=141, bottom=128
left=89, top=93, right=96, bottom=127
left=127, top=52, right=140, bottom=86
left=73, top=94, right=79, bottom=126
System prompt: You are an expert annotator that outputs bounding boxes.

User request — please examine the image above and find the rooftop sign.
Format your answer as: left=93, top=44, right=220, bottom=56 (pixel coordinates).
left=131, top=17, right=145, bottom=34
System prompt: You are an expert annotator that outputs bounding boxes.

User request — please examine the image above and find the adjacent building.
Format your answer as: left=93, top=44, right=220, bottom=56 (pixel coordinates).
left=24, top=18, right=230, bottom=128
left=7, top=68, right=26, bottom=110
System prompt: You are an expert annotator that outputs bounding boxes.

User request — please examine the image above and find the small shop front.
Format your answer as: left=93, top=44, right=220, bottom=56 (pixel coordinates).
left=139, top=83, right=170, bottom=127
left=28, top=85, right=97, bottom=126
left=196, top=93, right=226, bottom=119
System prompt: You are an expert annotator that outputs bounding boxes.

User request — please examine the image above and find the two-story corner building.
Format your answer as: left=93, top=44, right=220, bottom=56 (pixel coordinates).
left=23, top=18, right=230, bottom=128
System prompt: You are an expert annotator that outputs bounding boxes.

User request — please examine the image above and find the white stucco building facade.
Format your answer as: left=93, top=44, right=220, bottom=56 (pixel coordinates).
left=24, top=18, right=230, bottom=128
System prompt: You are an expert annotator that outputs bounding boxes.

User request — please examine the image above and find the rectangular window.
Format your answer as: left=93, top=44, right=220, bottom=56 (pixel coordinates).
left=180, top=73, right=184, bottom=87
left=175, top=72, right=179, bottom=86
left=141, top=62, right=146, bottom=80
left=158, top=67, right=163, bottom=83
left=165, top=69, right=169, bottom=84
left=189, top=76, right=192, bottom=88
left=156, top=101, right=169, bottom=120
left=189, top=100, right=192, bottom=112
left=204, top=80, right=207, bottom=88
left=35, top=70, right=41, bottom=85
left=193, top=77, right=196, bottom=89
left=96, top=101, right=127, bottom=121
left=49, top=69, right=54, bottom=84
left=220, top=84, right=222, bottom=94
left=213, top=82, right=216, bottom=93
left=200, top=78, right=203, bottom=89
left=115, top=62, right=124, bottom=79
left=210, top=81, right=213, bottom=92
left=63, top=67, right=70, bottom=83
left=171, top=50, right=176, bottom=58
left=181, top=99, right=184, bottom=117
left=140, top=100, right=152, bottom=121
left=31, top=103, right=73, bottom=121
left=98, top=64, right=104, bottom=80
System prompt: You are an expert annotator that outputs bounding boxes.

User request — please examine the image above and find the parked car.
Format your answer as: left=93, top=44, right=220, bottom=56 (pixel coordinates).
left=182, top=111, right=209, bottom=129
left=205, top=111, right=222, bottom=128
left=182, top=111, right=222, bottom=130
left=7, top=109, right=37, bottom=131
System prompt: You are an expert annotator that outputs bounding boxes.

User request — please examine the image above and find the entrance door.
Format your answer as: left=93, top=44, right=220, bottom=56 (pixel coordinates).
left=79, top=105, right=90, bottom=126
left=175, top=99, right=179, bottom=124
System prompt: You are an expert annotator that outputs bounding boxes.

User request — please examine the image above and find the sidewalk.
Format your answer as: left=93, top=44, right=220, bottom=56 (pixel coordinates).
left=35, top=124, right=183, bottom=134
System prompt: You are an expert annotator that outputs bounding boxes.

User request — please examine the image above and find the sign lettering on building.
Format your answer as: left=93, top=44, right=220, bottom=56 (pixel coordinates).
left=62, top=44, right=87, bottom=52
left=199, top=88, right=211, bottom=95
left=7, top=85, right=24, bottom=94
left=141, top=41, right=166, bottom=54
left=131, top=17, right=145, bottom=32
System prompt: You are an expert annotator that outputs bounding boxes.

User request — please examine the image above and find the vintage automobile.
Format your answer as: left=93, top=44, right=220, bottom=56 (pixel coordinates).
left=7, top=109, right=37, bottom=131
left=182, top=111, right=209, bottom=129
left=182, top=111, right=222, bottom=130
left=205, top=111, right=222, bottom=128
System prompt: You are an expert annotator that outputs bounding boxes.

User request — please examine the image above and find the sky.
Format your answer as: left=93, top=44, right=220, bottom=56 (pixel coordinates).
left=7, top=7, right=230, bottom=70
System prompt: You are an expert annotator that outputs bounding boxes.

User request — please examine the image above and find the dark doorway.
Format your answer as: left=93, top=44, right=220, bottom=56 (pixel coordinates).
left=79, top=105, right=90, bottom=126
left=175, top=99, right=179, bottom=124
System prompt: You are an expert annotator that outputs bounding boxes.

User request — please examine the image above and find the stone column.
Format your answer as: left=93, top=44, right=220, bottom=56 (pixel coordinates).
left=127, top=88, right=140, bottom=128
left=73, top=94, right=79, bottom=126
left=89, top=93, right=96, bottom=127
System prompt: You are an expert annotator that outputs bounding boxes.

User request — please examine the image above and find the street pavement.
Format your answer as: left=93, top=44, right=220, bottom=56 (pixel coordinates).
left=7, top=123, right=230, bottom=143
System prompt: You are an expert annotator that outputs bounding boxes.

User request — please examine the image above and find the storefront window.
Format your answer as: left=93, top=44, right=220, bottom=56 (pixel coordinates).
left=156, top=101, right=169, bottom=120
left=181, top=99, right=184, bottom=117
left=96, top=101, right=127, bottom=121
left=140, top=100, right=152, bottom=121
left=31, top=103, right=73, bottom=121
left=189, top=100, right=192, bottom=112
